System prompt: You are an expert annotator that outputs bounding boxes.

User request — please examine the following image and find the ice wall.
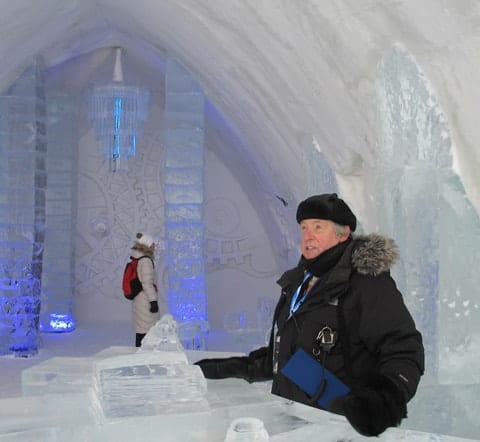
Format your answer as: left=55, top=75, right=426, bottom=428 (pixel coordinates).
left=371, top=44, right=480, bottom=438
left=305, top=136, right=338, bottom=196
left=375, top=44, right=449, bottom=378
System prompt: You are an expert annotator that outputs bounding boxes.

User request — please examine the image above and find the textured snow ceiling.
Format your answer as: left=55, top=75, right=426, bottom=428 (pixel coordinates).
left=1, top=0, right=480, bottom=218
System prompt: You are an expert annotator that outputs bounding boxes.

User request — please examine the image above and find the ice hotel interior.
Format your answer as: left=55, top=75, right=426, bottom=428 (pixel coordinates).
left=0, top=1, right=480, bottom=441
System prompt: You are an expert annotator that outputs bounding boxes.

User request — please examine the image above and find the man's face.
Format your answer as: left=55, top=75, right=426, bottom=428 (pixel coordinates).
left=300, top=219, right=350, bottom=259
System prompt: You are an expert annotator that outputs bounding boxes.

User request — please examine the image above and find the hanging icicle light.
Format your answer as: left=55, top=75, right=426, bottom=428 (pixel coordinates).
left=87, top=47, right=150, bottom=172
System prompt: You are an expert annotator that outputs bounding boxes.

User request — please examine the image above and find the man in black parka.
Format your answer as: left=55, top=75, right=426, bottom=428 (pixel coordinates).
left=196, top=193, right=425, bottom=437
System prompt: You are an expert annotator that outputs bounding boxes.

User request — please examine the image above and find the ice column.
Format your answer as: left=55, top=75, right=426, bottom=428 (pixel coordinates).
left=163, top=60, right=207, bottom=322
left=376, top=44, right=480, bottom=441
left=39, top=96, right=77, bottom=332
left=0, top=58, right=46, bottom=356
left=376, top=45, right=452, bottom=379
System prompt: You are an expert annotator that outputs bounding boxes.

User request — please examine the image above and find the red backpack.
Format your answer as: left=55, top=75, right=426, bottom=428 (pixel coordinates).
left=122, top=256, right=154, bottom=300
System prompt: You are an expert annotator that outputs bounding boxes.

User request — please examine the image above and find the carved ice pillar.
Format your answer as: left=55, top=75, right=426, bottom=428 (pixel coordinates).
left=39, top=96, right=77, bottom=332
left=0, top=58, right=46, bottom=356
left=163, top=60, right=207, bottom=323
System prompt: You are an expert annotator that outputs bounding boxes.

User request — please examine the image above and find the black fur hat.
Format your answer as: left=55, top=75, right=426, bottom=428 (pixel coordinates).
left=296, top=193, right=357, bottom=232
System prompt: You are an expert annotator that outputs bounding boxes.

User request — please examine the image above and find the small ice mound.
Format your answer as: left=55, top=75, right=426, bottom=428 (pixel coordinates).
left=140, top=313, right=185, bottom=353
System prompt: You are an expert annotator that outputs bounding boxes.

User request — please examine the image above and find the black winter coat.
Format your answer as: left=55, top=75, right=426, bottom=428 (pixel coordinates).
left=244, top=234, right=424, bottom=409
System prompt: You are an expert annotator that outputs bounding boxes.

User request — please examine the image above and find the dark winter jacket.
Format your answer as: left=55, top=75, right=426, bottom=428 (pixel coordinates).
left=196, top=234, right=424, bottom=425
left=254, top=234, right=424, bottom=405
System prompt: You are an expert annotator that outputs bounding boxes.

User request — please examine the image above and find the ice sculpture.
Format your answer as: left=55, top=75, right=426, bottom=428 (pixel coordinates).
left=92, top=314, right=208, bottom=418
left=139, top=313, right=185, bottom=353
left=176, top=318, right=210, bottom=350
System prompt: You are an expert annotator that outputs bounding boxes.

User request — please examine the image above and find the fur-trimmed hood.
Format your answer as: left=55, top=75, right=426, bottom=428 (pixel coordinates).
left=277, top=233, right=398, bottom=290
left=352, top=234, right=398, bottom=276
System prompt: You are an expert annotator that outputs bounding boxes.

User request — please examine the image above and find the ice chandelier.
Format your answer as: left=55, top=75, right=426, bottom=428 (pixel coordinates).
left=87, top=47, right=150, bottom=172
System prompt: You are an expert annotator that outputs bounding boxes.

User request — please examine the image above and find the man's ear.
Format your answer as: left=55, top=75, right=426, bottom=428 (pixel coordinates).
left=338, top=226, right=351, bottom=242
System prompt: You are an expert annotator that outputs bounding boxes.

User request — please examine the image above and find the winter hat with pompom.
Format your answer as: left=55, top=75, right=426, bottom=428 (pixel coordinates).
left=135, top=232, right=155, bottom=248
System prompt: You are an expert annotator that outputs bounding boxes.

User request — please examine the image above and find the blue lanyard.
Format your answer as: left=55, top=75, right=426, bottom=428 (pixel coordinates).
left=289, top=271, right=312, bottom=317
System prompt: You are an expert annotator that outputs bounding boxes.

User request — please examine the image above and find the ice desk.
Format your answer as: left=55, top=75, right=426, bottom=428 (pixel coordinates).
left=3, top=347, right=478, bottom=441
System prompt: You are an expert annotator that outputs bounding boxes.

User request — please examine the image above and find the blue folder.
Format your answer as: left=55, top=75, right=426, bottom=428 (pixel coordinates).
left=281, top=348, right=350, bottom=409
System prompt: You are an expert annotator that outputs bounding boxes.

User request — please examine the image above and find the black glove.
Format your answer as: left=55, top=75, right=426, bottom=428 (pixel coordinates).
left=149, top=301, right=159, bottom=313
left=328, top=375, right=407, bottom=437
left=195, top=356, right=248, bottom=380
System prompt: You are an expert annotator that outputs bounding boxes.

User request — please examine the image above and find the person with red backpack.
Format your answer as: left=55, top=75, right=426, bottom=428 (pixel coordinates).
left=125, top=232, right=160, bottom=347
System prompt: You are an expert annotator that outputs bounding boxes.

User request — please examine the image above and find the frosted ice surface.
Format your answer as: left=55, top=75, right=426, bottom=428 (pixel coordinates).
left=305, top=137, right=338, bottom=195
left=139, top=313, right=186, bottom=353
left=5, top=355, right=480, bottom=441
left=375, top=45, right=480, bottom=440
left=0, top=392, right=94, bottom=437
left=165, top=184, right=204, bottom=204
left=93, top=356, right=208, bottom=418
left=21, top=356, right=96, bottom=395
left=9, top=316, right=480, bottom=440
left=93, top=315, right=209, bottom=418
left=165, top=203, right=203, bottom=222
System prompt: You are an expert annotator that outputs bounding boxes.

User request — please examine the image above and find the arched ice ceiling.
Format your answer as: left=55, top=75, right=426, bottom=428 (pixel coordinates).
left=1, top=0, right=480, bottom=240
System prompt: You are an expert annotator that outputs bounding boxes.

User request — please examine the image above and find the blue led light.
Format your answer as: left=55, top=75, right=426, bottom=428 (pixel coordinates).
left=87, top=78, right=150, bottom=172
left=42, top=313, right=76, bottom=332
left=113, top=97, right=122, bottom=159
